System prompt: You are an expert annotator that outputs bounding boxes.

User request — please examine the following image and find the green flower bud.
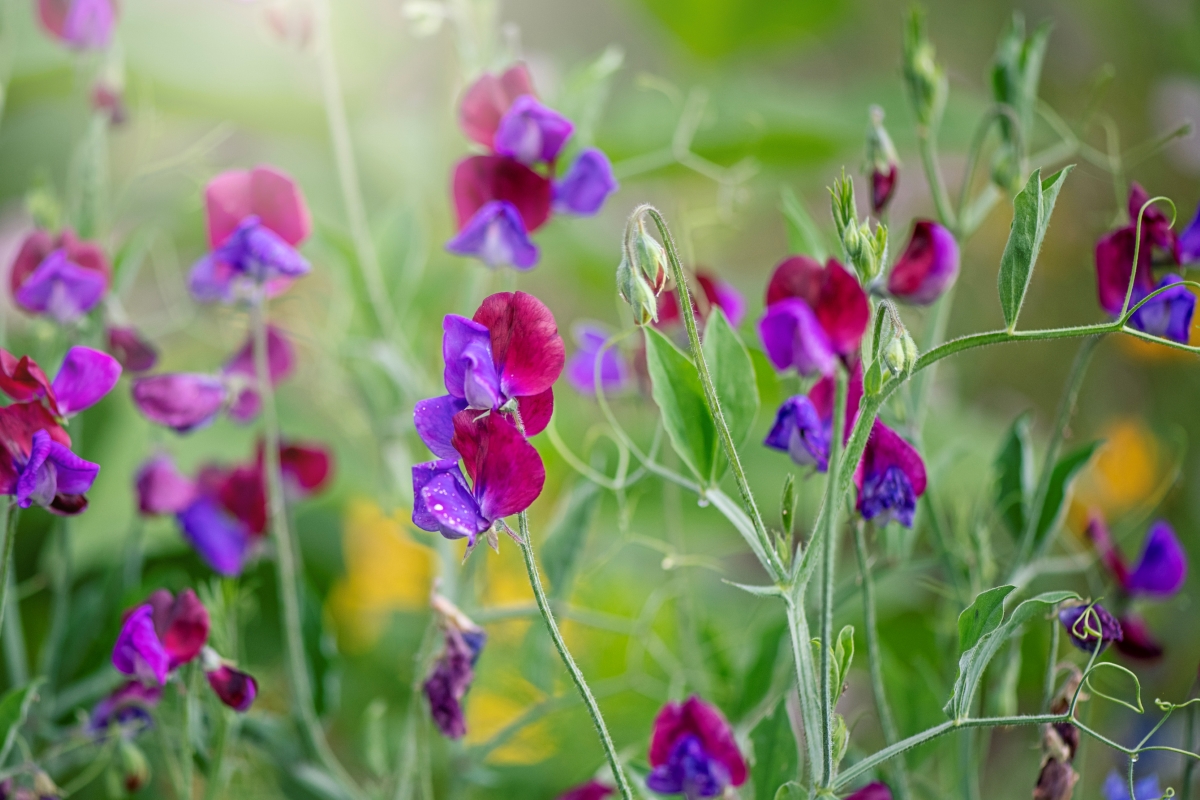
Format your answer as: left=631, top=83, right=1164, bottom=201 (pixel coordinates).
left=631, top=219, right=668, bottom=294
left=884, top=330, right=919, bottom=377
left=903, top=8, right=948, bottom=129
left=118, top=740, right=151, bottom=793
left=617, top=250, right=659, bottom=326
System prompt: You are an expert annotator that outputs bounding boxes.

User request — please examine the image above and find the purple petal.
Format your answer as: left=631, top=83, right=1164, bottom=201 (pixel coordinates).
left=553, top=149, right=618, bottom=215
left=1095, top=226, right=1155, bottom=316
left=222, top=326, right=295, bottom=422
left=177, top=497, right=253, bottom=576
left=51, top=346, right=122, bottom=416
left=62, top=0, right=114, bottom=49
left=1129, top=274, right=1195, bottom=343
left=43, top=437, right=100, bottom=495
left=446, top=201, right=539, bottom=270
left=1126, top=521, right=1187, bottom=597
left=148, top=588, right=210, bottom=668
left=136, top=454, right=197, bottom=515
left=493, top=95, right=574, bottom=165
left=1179, top=203, right=1200, bottom=264
left=887, top=220, right=959, bottom=305
left=764, top=396, right=830, bottom=471
left=206, top=664, right=258, bottom=712
left=423, top=627, right=476, bottom=739
left=190, top=216, right=309, bottom=303
left=758, top=299, right=837, bottom=377
left=565, top=323, right=629, bottom=395
left=441, top=315, right=502, bottom=408
left=847, top=783, right=894, bottom=800
left=414, top=395, right=469, bottom=459
left=106, top=326, right=158, bottom=373
left=1058, top=603, right=1123, bottom=653
left=14, top=250, right=108, bottom=323
left=412, top=460, right=488, bottom=542
left=15, top=429, right=56, bottom=508
left=188, top=254, right=238, bottom=303
left=1102, top=771, right=1161, bottom=800
left=855, top=423, right=927, bottom=528
left=112, top=605, right=170, bottom=686
left=132, top=373, right=227, bottom=433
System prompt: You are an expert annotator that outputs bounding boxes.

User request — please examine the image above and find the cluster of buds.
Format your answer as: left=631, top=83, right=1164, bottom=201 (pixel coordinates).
left=902, top=8, right=947, bottom=131
left=830, top=171, right=888, bottom=283
left=989, top=14, right=1052, bottom=191
left=617, top=214, right=669, bottom=325
left=1033, top=667, right=1084, bottom=800
left=864, top=106, right=900, bottom=215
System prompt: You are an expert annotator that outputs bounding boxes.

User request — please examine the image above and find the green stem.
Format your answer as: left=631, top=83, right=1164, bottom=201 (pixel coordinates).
left=1184, top=702, right=1197, bottom=800
left=250, top=297, right=366, bottom=800
left=203, top=709, right=234, bottom=800
left=783, top=600, right=824, bottom=783
left=918, top=128, right=956, bottom=231
left=1040, top=620, right=1060, bottom=714
left=818, top=367, right=848, bottom=788
left=0, top=503, right=19, bottom=646
left=516, top=511, right=634, bottom=800
left=3, top=568, right=26, bottom=687
left=181, top=666, right=195, bottom=800
left=853, top=522, right=911, bottom=800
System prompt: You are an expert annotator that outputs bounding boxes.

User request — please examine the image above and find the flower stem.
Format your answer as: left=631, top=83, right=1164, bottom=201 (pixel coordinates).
left=784, top=600, right=824, bottom=782
left=917, top=127, right=956, bottom=232
left=203, top=709, right=236, bottom=800
left=853, top=522, right=911, bottom=800
left=817, top=367, right=848, bottom=788
left=181, top=666, right=196, bottom=800
left=250, top=298, right=366, bottom=800
left=0, top=502, right=20, bottom=645
left=516, top=511, right=634, bottom=800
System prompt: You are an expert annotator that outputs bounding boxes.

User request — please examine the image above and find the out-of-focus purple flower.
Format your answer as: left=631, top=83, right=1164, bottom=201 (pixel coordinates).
left=759, top=298, right=836, bottom=377
left=493, top=95, right=574, bottom=165
left=204, top=662, right=258, bottom=712
left=557, top=781, right=615, bottom=800
left=413, top=412, right=545, bottom=544
left=9, top=229, right=110, bottom=324
left=112, top=605, right=170, bottom=686
left=866, top=105, right=899, bottom=215
left=415, top=292, right=563, bottom=456
left=190, top=215, right=311, bottom=303
left=1095, top=226, right=1154, bottom=316
left=205, top=166, right=311, bottom=251
left=872, top=165, right=898, bottom=216
left=446, top=200, right=539, bottom=269
left=458, top=63, right=536, bottom=150
left=646, top=696, right=746, bottom=799
left=0, top=403, right=91, bottom=515
left=847, top=783, right=893, bottom=800
left=1127, top=183, right=1176, bottom=257
left=566, top=323, right=631, bottom=396
left=0, top=352, right=55, bottom=408
left=136, top=455, right=197, bottom=516
left=1058, top=603, right=1123, bottom=653
left=887, top=220, right=959, bottom=305
left=1179, top=202, right=1200, bottom=264
left=50, top=346, right=122, bottom=417
left=1128, top=274, right=1195, bottom=344
left=1114, top=614, right=1164, bottom=661
left=36, top=0, right=116, bottom=49
left=90, top=681, right=162, bottom=731
left=91, top=81, right=127, bottom=126
left=424, top=596, right=485, bottom=739
left=13, top=429, right=99, bottom=511
left=221, top=325, right=296, bottom=422
left=131, top=374, right=227, bottom=433
left=453, top=156, right=552, bottom=237
left=658, top=271, right=746, bottom=330
left=764, top=396, right=831, bottom=470
left=177, top=497, right=253, bottom=577
left=554, top=149, right=618, bottom=216
left=106, top=327, right=158, bottom=373
left=854, top=423, right=927, bottom=528
left=1089, top=517, right=1187, bottom=598
left=146, top=589, right=210, bottom=669
left=1102, top=771, right=1161, bottom=800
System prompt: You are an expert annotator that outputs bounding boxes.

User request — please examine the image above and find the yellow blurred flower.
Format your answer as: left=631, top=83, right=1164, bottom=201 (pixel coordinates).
left=328, top=499, right=433, bottom=653
left=1067, top=418, right=1168, bottom=534
left=465, top=682, right=556, bottom=765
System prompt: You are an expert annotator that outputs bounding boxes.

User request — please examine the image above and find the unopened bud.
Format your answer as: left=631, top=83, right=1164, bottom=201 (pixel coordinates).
left=903, top=9, right=947, bottom=129
left=117, top=740, right=150, bottom=793
left=1032, top=758, right=1078, bottom=800
left=884, top=331, right=918, bottom=377
left=631, top=220, right=668, bottom=294
left=617, top=252, right=659, bottom=326
left=865, top=106, right=900, bottom=214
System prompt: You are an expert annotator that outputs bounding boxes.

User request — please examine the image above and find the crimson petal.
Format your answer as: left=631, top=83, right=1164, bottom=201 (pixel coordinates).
left=451, top=411, right=545, bottom=522
left=452, top=155, right=553, bottom=233
left=472, top=291, right=565, bottom=399
left=147, top=588, right=210, bottom=669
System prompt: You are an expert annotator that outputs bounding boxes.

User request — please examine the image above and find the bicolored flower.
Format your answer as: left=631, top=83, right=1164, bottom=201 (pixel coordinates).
left=446, top=200, right=539, bottom=269
left=847, top=783, right=893, bottom=800
left=0, top=399, right=101, bottom=515
left=556, top=781, right=615, bottom=800
left=89, top=681, right=162, bottom=732
left=190, top=166, right=312, bottom=303
left=764, top=365, right=862, bottom=472
left=565, top=322, right=632, bottom=396
left=887, top=220, right=959, bottom=305
left=493, top=95, right=574, bottom=165
left=423, top=593, right=485, bottom=739
left=1, top=346, right=121, bottom=420
left=1087, top=517, right=1187, bottom=599
left=106, top=326, right=158, bottom=373
left=458, top=63, right=537, bottom=150
left=1058, top=603, right=1123, bottom=653
left=9, top=228, right=110, bottom=324
left=759, top=256, right=869, bottom=377
left=414, top=292, right=563, bottom=458
left=1127, top=274, right=1195, bottom=343
left=1102, top=771, right=1160, bottom=800
left=646, top=696, right=746, bottom=799
left=36, top=0, right=116, bottom=49
left=1127, top=183, right=1176, bottom=257
left=135, top=454, right=197, bottom=516
left=657, top=270, right=746, bottom=330
left=854, top=422, right=927, bottom=528
left=201, top=647, right=258, bottom=712
left=412, top=412, right=545, bottom=545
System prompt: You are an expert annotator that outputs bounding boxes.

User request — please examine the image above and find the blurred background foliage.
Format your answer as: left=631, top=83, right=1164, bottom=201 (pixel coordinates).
left=3, top=0, right=1200, bottom=797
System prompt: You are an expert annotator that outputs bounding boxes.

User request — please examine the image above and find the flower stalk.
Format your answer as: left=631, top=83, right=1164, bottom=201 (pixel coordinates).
left=0, top=502, right=19, bottom=644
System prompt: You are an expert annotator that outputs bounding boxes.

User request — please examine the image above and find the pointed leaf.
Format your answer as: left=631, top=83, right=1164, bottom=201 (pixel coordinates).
left=723, top=580, right=785, bottom=598
left=751, top=700, right=800, bottom=800
left=643, top=326, right=718, bottom=482
left=0, top=680, right=43, bottom=766
left=774, top=782, right=807, bottom=800
left=957, top=585, right=1015, bottom=654
left=997, top=166, right=1073, bottom=330
left=834, top=624, right=855, bottom=693
left=994, top=413, right=1034, bottom=539
left=781, top=187, right=828, bottom=261
left=703, top=307, right=760, bottom=481
left=1033, top=441, right=1101, bottom=551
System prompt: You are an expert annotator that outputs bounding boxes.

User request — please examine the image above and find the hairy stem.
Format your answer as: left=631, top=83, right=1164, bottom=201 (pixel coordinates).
left=784, top=600, right=825, bottom=782
left=251, top=297, right=366, bottom=800
left=516, top=511, right=634, bottom=800
left=818, top=368, right=848, bottom=788
left=854, top=522, right=911, bottom=800
left=0, top=503, right=19, bottom=646
left=918, top=127, right=956, bottom=231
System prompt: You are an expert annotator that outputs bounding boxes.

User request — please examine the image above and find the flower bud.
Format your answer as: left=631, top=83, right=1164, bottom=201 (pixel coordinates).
left=887, top=220, right=959, bottom=305
left=865, top=106, right=899, bottom=214
left=631, top=219, right=668, bottom=294
left=117, top=740, right=151, bottom=794
left=883, top=332, right=918, bottom=378
left=617, top=251, right=660, bottom=326
left=1032, top=758, right=1078, bottom=800
left=902, top=9, right=947, bottom=129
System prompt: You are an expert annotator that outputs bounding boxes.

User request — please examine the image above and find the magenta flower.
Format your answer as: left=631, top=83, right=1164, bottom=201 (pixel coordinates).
left=493, top=95, right=574, bottom=165
left=647, top=696, right=746, bottom=799
left=131, top=373, right=227, bottom=433
left=205, top=663, right=258, bottom=712
left=557, top=782, right=615, bottom=800
left=89, top=681, right=162, bottom=731
left=658, top=270, right=746, bottom=330
left=146, top=588, right=211, bottom=669
left=106, top=326, right=158, bottom=373
left=221, top=325, right=296, bottom=422
left=887, top=220, right=959, bottom=305
left=112, top=605, right=171, bottom=685
left=854, top=422, right=927, bottom=528
left=9, top=228, right=110, bottom=324
left=0, top=403, right=97, bottom=515
left=1178, top=201, right=1200, bottom=264
left=36, top=0, right=116, bottom=49
left=1127, top=182, right=1177, bottom=257
left=413, top=412, right=545, bottom=545
left=872, top=164, right=898, bottom=215
left=177, top=496, right=252, bottom=577
left=760, top=256, right=869, bottom=377
left=1113, top=614, right=1164, bottom=661
left=847, top=783, right=893, bottom=800
left=424, top=619, right=485, bottom=739
left=554, top=149, right=619, bottom=216
left=414, top=291, right=564, bottom=458
left=1088, top=517, right=1187, bottom=598
left=135, top=454, right=197, bottom=516
left=565, top=323, right=632, bottom=395
left=0, top=346, right=120, bottom=420
left=1058, top=603, right=1123, bottom=653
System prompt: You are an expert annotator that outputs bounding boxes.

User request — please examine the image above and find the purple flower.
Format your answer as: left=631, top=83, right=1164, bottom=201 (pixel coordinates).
left=458, top=63, right=536, bottom=150
left=760, top=257, right=869, bottom=378
left=423, top=596, right=486, bottom=739
left=1114, top=614, right=1164, bottom=661
left=135, top=455, right=197, bottom=516
left=1102, top=771, right=1160, bottom=800
left=554, top=149, right=618, bottom=215
left=1128, top=183, right=1176, bottom=256
left=758, top=299, right=837, bottom=377
left=204, top=663, right=258, bottom=712
left=0, top=403, right=91, bottom=515
left=189, top=215, right=310, bottom=303
left=106, top=326, right=158, bottom=373
left=1089, top=517, right=1187, bottom=598
left=1128, top=274, right=1195, bottom=343
left=565, top=323, right=631, bottom=395
left=132, top=374, right=227, bottom=433
left=13, top=249, right=108, bottom=324
left=1095, top=226, right=1154, bottom=316
left=1034, top=760, right=1078, bottom=800
left=146, top=589, right=211, bottom=669
left=446, top=201, right=539, bottom=270
left=89, top=681, right=162, bottom=731
left=177, top=497, right=253, bottom=577
left=415, top=291, right=564, bottom=456
left=51, top=346, right=122, bottom=417
left=112, top=605, right=170, bottom=685
left=887, top=220, right=959, bottom=305
left=764, top=396, right=831, bottom=470
left=557, top=781, right=615, bottom=800
left=1179, top=202, right=1200, bottom=264
left=854, top=423, right=927, bottom=528
left=37, top=0, right=115, bottom=49
left=1058, top=603, right=1123, bottom=653
left=493, top=95, right=574, bottom=165
left=221, top=325, right=296, bottom=422
left=14, top=429, right=99, bottom=510
left=658, top=271, right=746, bottom=330
left=647, top=696, right=746, bottom=799
left=847, top=783, right=893, bottom=800
left=412, top=412, right=546, bottom=545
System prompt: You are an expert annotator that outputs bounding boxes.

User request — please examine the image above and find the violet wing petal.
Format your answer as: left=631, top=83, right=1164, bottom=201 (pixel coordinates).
left=414, top=395, right=469, bottom=459
left=44, top=439, right=99, bottom=496
left=441, top=315, right=501, bottom=406
left=112, top=605, right=170, bottom=686
left=15, top=429, right=56, bottom=508
left=132, top=373, right=227, bottom=433
left=1126, top=521, right=1187, bottom=597
left=1179, top=203, right=1200, bottom=264
left=419, top=471, right=489, bottom=542
left=446, top=201, right=539, bottom=270
left=493, top=96, right=575, bottom=165
left=177, top=497, right=253, bottom=577
left=758, top=299, right=836, bottom=376
left=51, top=346, right=122, bottom=416
left=14, top=250, right=107, bottom=323
left=553, top=149, right=618, bottom=215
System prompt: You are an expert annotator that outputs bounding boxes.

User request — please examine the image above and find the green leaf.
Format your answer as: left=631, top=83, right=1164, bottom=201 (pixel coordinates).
left=1085, top=662, right=1144, bottom=713
left=736, top=621, right=788, bottom=717
left=957, top=585, right=1015, bottom=654
left=703, top=308, right=760, bottom=481
left=774, top=783, right=807, bottom=800
left=1033, top=441, right=1101, bottom=551
left=996, top=165, right=1073, bottom=330
left=723, top=580, right=785, bottom=598
left=541, top=480, right=603, bottom=599
left=751, top=700, right=799, bottom=800
left=946, top=590, right=1077, bottom=719
left=994, top=413, right=1034, bottom=539
left=0, top=680, right=43, bottom=766
left=833, top=625, right=855, bottom=694
left=781, top=187, right=828, bottom=261
left=643, top=326, right=718, bottom=482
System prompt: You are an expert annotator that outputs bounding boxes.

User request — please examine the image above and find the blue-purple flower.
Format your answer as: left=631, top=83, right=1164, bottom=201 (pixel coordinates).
left=887, top=220, right=959, bottom=305
left=446, top=200, right=539, bottom=269
left=854, top=423, right=927, bottom=528
left=90, top=681, right=162, bottom=732
left=554, top=149, right=619, bottom=215
left=1058, top=603, right=1123, bottom=653
left=565, top=323, right=632, bottom=396
left=1102, top=771, right=1160, bottom=800
left=424, top=593, right=486, bottom=739
left=493, top=95, right=574, bottom=165
left=9, top=228, right=110, bottom=324
left=646, top=696, right=746, bottom=799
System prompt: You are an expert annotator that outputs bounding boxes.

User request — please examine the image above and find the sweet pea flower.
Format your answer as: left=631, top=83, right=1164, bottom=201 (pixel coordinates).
left=112, top=606, right=170, bottom=686
left=9, top=228, right=110, bottom=324
left=0, top=402, right=99, bottom=515
left=1, top=346, right=121, bottom=420
left=1102, top=771, right=1160, bottom=800
left=412, top=412, right=545, bottom=545
left=557, top=782, right=615, bottom=800
left=135, top=454, right=197, bottom=516
left=1033, top=759, right=1078, bottom=800
left=493, top=95, right=574, bottom=165
left=1087, top=517, right=1187, bottom=599
left=424, top=593, right=485, bottom=739
left=1127, top=183, right=1176, bottom=257
left=1178, top=199, right=1200, bottom=264
left=106, top=326, right=158, bottom=373
left=565, top=322, right=632, bottom=395
left=414, top=291, right=564, bottom=458
left=220, top=325, right=296, bottom=421
left=554, top=149, right=619, bottom=215
left=759, top=256, right=869, bottom=377
left=1112, top=614, right=1163, bottom=660
left=36, top=0, right=116, bottom=50
left=855, top=423, right=928, bottom=528
left=458, top=63, right=536, bottom=150
left=1127, top=274, right=1195, bottom=344
left=201, top=647, right=258, bottom=712
left=446, top=200, right=539, bottom=269
left=191, top=166, right=312, bottom=303
left=89, top=681, right=162, bottom=732
left=1058, top=603, right=1123, bottom=653
left=887, top=220, right=959, bottom=305
left=657, top=270, right=746, bottom=330
left=646, top=696, right=746, bottom=800
left=847, top=783, right=893, bottom=800
left=764, top=365, right=862, bottom=472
